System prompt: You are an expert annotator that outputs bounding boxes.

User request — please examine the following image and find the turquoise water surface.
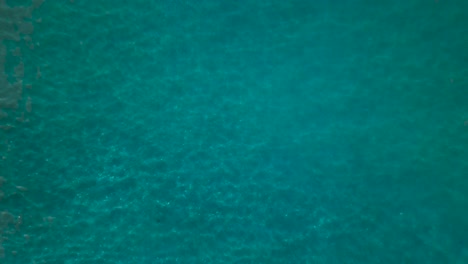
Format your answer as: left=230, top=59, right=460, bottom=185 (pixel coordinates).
left=0, top=0, right=467, bottom=263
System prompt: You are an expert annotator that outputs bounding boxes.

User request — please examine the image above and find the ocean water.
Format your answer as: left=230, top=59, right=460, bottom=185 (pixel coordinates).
left=0, top=0, right=467, bottom=263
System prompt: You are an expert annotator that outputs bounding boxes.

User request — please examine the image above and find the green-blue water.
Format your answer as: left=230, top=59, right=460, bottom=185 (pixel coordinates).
left=1, top=0, right=467, bottom=263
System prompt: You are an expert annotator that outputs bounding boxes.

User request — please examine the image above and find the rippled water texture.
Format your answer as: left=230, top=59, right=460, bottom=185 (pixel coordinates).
left=1, top=0, right=468, bottom=263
